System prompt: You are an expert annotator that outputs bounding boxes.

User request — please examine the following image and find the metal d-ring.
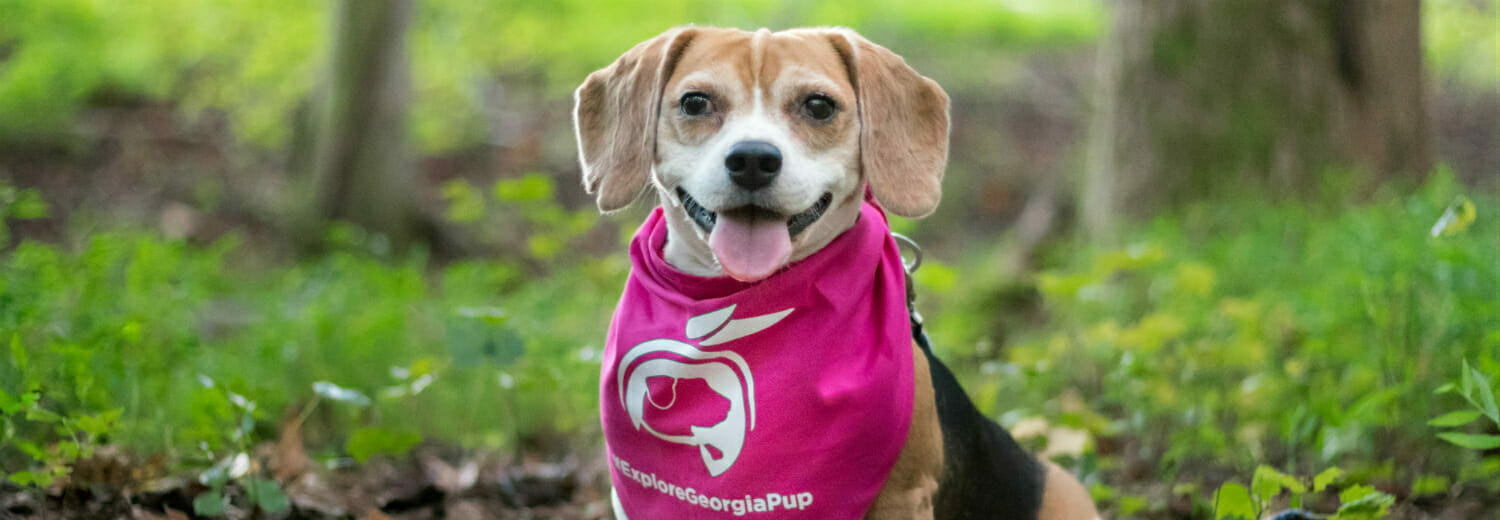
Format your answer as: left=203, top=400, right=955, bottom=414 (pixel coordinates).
left=890, top=232, right=922, bottom=275
left=891, top=232, right=925, bottom=325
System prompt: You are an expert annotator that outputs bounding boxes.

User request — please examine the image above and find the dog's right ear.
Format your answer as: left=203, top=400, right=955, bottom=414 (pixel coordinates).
left=573, top=27, right=698, bottom=213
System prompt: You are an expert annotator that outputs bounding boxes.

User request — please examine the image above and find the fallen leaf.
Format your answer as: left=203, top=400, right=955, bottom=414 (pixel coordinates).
left=273, top=405, right=312, bottom=481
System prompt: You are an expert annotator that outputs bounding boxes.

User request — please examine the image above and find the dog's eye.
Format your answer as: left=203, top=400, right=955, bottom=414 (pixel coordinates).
left=802, top=95, right=836, bottom=121
left=680, top=93, right=712, bottom=116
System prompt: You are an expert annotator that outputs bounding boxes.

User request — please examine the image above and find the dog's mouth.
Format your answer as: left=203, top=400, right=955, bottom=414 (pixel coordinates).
left=676, top=188, right=832, bottom=237
left=676, top=188, right=833, bottom=282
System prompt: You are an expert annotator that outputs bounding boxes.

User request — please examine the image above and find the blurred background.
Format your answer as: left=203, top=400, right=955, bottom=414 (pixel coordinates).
left=0, top=1, right=1496, bottom=518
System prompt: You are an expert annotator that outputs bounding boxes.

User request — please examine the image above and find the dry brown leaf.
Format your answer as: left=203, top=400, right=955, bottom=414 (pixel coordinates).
left=273, top=404, right=313, bottom=481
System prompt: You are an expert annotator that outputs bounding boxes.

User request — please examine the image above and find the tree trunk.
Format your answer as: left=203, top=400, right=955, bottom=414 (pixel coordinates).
left=312, top=0, right=416, bottom=246
left=1083, top=0, right=1431, bottom=237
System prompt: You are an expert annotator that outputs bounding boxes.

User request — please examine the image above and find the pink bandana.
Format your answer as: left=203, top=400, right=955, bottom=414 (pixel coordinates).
left=601, top=200, right=914, bottom=519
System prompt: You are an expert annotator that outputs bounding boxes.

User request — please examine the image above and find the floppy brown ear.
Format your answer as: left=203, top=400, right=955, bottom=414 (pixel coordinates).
left=573, top=27, right=698, bottom=212
left=828, top=30, right=950, bottom=218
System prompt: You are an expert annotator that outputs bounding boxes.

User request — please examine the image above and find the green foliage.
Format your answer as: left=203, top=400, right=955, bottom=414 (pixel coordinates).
left=444, top=173, right=600, bottom=260
left=0, top=388, right=118, bottom=488
left=192, top=489, right=227, bottom=517
left=1431, top=359, right=1500, bottom=450
left=918, top=171, right=1499, bottom=496
left=1212, top=482, right=1254, bottom=520
left=189, top=446, right=289, bottom=516
left=244, top=476, right=291, bottom=513
left=1213, top=465, right=1393, bottom=520
left=0, top=0, right=324, bottom=145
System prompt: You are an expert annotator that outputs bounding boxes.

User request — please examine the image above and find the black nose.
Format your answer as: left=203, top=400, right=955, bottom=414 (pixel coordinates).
left=724, top=141, right=782, bottom=191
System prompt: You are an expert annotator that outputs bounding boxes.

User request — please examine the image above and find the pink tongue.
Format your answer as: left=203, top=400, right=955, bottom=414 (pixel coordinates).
left=710, top=215, right=791, bottom=282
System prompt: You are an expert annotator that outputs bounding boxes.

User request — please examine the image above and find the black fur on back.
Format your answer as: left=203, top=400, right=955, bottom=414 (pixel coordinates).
left=914, top=325, right=1046, bottom=520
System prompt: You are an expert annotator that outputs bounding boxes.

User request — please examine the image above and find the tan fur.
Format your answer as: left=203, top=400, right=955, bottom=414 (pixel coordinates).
left=577, top=26, right=949, bottom=219
left=1037, top=460, right=1101, bottom=520
left=864, top=342, right=944, bottom=520
left=652, top=27, right=868, bottom=274
left=574, top=27, right=698, bottom=212
left=826, top=30, right=950, bottom=218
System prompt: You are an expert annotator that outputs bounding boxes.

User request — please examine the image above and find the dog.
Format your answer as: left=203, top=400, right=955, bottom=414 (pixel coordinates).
left=574, top=26, right=1100, bottom=520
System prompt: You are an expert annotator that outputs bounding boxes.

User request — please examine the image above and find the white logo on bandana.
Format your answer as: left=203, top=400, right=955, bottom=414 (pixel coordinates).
left=616, top=304, right=792, bottom=477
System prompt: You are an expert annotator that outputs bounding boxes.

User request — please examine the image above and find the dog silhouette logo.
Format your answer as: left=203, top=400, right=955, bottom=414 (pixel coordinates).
left=616, top=304, right=793, bottom=477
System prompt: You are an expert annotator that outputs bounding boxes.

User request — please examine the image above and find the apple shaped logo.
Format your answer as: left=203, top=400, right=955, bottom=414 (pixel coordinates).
left=616, top=304, right=793, bottom=477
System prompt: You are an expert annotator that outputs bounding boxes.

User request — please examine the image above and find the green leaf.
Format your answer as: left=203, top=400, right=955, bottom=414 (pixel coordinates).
left=441, top=179, right=486, bottom=223
left=75, top=409, right=123, bottom=437
left=1433, top=383, right=1456, bottom=395
left=1337, top=484, right=1377, bottom=504
left=14, top=440, right=45, bottom=461
left=1437, top=432, right=1500, bottom=450
left=1428, top=410, right=1483, bottom=428
left=1460, top=359, right=1477, bottom=403
left=1118, top=495, right=1149, bottom=516
left=245, top=477, right=290, bottom=513
left=1468, top=363, right=1499, bottom=423
left=345, top=427, right=421, bottom=463
left=1251, top=466, right=1302, bottom=508
left=56, top=441, right=79, bottom=460
left=1411, top=474, right=1450, bottom=496
left=1313, top=467, right=1345, bottom=492
left=8, top=471, right=36, bottom=487
left=193, top=489, right=228, bottom=517
left=1213, top=482, right=1255, bottom=520
left=24, top=406, right=61, bottom=424
left=1335, top=485, right=1394, bottom=520
left=10, top=470, right=56, bottom=488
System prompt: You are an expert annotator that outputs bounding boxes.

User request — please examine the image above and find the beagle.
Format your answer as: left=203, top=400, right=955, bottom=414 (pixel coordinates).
left=574, top=26, right=1101, bottom=520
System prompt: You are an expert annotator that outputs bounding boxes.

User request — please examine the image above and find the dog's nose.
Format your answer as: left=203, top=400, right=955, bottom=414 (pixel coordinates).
left=724, top=141, right=781, bottom=191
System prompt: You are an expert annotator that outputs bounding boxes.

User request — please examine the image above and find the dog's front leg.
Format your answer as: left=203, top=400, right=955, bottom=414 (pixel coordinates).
left=865, top=342, right=943, bottom=520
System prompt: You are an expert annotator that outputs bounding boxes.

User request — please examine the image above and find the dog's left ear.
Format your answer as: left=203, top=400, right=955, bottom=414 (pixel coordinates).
left=826, top=29, right=949, bottom=218
left=574, top=27, right=699, bottom=212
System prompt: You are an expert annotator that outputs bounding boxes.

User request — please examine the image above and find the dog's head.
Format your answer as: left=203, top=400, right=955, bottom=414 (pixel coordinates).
left=574, top=27, right=948, bottom=282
